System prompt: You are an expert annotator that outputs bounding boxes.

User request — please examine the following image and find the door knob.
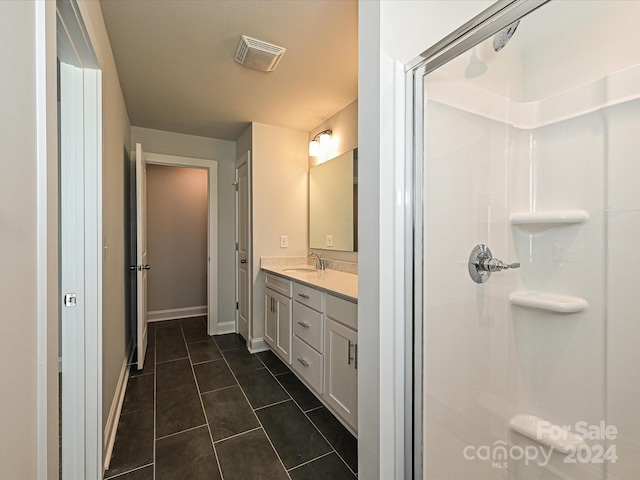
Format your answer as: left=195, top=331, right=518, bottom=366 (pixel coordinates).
left=129, top=265, right=137, bottom=271
left=240, top=259, right=247, bottom=264
left=143, top=264, right=151, bottom=270
left=468, top=244, right=519, bottom=283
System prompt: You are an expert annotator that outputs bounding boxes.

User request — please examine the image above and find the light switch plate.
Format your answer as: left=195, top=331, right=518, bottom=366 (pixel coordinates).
left=280, top=235, right=288, bottom=248
left=326, top=235, right=333, bottom=247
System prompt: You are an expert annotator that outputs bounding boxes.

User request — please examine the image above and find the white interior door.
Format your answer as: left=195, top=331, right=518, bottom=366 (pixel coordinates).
left=235, top=152, right=250, bottom=342
left=135, top=143, right=149, bottom=369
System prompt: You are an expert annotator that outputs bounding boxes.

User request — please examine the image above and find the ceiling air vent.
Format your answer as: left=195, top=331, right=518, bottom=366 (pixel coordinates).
left=234, top=35, right=286, bottom=72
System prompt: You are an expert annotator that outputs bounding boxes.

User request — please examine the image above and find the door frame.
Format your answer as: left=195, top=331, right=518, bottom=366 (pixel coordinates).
left=235, top=152, right=252, bottom=342
left=144, top=152, right=219, bottom=333
left=57, top=0, right=103, bottom=478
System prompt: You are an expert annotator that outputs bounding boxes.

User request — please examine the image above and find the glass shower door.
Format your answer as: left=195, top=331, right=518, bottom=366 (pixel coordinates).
left=414, top=1, right=640, bottom=478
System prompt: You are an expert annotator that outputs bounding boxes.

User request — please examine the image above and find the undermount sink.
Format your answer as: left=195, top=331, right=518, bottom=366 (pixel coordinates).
left=283, top=267, right=318, bottom=273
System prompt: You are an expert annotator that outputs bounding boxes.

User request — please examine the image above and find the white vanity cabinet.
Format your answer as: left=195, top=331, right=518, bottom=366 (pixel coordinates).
left=264, top=273, right=293, bottom=364
left=324, top=294, right=358, bottom=432
left=262, top=269, right=358, bottom=435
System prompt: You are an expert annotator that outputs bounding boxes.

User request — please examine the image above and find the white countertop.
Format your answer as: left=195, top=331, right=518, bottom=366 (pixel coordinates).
left=261, top=264, right=358, bottom=302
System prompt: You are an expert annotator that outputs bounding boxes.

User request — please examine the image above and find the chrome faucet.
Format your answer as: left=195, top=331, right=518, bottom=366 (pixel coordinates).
left=308, top=252, right=325, bottom=271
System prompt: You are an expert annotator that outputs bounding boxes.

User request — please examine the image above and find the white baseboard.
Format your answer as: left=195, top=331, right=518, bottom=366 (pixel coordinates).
left=249, top=337, right=269, bottom=353
left=215, top=321, right=236, bottom=335
left=103, top=352, right=130, bottom=472
left=147, top=305, right=207, bottom=322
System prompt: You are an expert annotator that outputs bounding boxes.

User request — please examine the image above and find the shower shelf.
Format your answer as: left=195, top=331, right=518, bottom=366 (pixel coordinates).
left=510, top=292, right=588, bottom=313
left=510, top=210, right=589, bottom=232
left=510, top=414, right=585, bottom=454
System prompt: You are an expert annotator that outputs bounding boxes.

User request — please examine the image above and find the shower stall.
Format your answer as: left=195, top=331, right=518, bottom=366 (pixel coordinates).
left=407, top=0, right=640, bottom=478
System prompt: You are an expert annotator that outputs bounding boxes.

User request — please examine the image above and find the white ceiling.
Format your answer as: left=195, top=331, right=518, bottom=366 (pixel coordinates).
left=99, top=0, right=358, bottom=141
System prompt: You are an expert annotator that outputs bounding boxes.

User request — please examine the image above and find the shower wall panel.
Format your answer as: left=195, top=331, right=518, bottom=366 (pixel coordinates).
left=604, top=99, right=640, bottom=480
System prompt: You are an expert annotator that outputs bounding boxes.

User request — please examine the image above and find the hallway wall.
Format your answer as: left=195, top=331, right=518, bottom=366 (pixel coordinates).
left=77, top=0, right=133, bottom=447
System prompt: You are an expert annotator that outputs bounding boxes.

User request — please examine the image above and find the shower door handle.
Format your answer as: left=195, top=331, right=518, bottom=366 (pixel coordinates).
left=468, top=244, right=519, bottom=283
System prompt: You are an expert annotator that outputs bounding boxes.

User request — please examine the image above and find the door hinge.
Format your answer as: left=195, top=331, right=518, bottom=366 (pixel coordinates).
left=236, top=302, right=239, bottom=310
left=235, top=242, right=238, bottom=251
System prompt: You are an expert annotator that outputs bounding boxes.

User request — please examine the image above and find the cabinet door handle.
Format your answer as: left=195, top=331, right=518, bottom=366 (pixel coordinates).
left=355, top=343, right=358, bottom=370
left=297, top=358, right=309, bottom=368
left=297, top=321, right=310, bottom=329
left=347, top=340, right=358, bottom=368
left=297, top=293, right=310, bottom=299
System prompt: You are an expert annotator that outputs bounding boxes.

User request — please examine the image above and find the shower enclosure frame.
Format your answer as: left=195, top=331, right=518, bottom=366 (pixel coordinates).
left=403, top=1, right=551, bottom=478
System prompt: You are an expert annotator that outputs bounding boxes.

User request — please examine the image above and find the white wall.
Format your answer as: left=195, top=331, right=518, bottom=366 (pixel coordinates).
left=130, top=127, right=237, bottom=329
left=250, top=123, right=309, bottom=345
left=309, top=100, right=358, bottom=263
left=309, top=99, right=358, bottom=168
left=358, top=1, right=493, bottom=478
left=0, top=1, right=58, bottom=477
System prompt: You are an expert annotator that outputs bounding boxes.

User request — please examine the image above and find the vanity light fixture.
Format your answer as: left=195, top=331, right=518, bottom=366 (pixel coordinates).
left=309, top=129, right=333, bottom=157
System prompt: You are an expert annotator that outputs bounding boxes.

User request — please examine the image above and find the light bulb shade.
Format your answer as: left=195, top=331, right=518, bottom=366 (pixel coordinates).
left=319, top=133, right=332, bottom=152
left=309, top=140, right=320, bottom=157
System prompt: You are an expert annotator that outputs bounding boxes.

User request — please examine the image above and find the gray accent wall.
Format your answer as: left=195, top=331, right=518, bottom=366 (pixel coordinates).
left=146, top=165, right=208, bottom=312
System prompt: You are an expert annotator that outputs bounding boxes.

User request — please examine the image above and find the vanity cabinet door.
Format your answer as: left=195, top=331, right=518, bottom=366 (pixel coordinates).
left=275, top=295, right=292, bottom=364
left=324, top=319, right=358, bottom=432
left=264, top=289, right=277, bottom=349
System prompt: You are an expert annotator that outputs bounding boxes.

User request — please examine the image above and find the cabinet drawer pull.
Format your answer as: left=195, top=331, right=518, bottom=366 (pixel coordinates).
left=297, top=358, right=309, bottom=368
left=297, top=293, right=310, bottom=299
left=297, top=321, right=310, bottom=329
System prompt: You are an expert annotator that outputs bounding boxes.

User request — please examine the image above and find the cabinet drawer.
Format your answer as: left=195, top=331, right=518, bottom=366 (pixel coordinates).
left=293, top=301, right=323, bottom=353
left=265, top=273, right=292, bottom=298
left=292, top=336, right=323, bottom=394
left=293, top=282, right=324, bottom=312
left=326, top=294, right=358, bottom=331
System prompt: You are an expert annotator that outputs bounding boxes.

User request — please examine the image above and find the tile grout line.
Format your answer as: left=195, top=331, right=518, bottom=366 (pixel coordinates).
left=199, top=382, right=241, bottom=396
left=303, top=405, right=324, bottom=414
left=105, top=462, right=154, bottom=480
left=286, top=450, right=334, bottom=473
left=213, top=426, right=262, bottom=445
left=155, top=423, right=209, bottom=441
left=192, top=356, right=227, bottom=366
left=253, top=397, right=294, bottom=412
left=219, top=340, right=294, bottom=480
left=181, top=320, right=226, bottom=480
left=266, top=353, right=358, bottom=478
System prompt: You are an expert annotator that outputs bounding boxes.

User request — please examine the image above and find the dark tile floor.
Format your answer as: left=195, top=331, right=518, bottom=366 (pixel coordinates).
left=104, top=317, right=358, bottom=480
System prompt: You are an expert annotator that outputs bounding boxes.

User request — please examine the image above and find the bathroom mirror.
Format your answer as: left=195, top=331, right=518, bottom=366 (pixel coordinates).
left=309, top=149, right=358, bottom=252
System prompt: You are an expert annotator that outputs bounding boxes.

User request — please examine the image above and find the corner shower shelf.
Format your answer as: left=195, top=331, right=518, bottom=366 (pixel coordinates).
left=510, top=210, right=589, bottom=232
left=510, top=291, right=588, bottom=314
left=510, top=414, right=585, bottom=454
